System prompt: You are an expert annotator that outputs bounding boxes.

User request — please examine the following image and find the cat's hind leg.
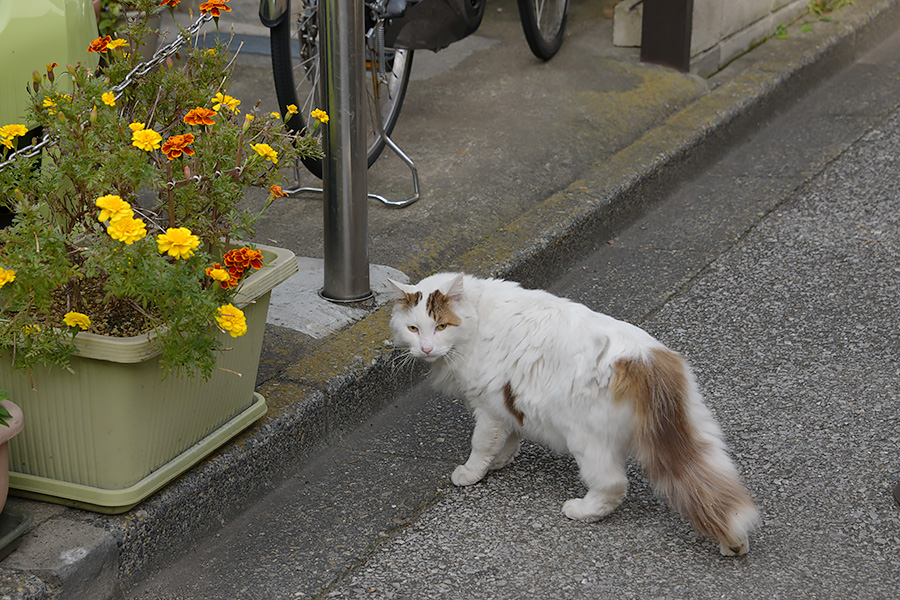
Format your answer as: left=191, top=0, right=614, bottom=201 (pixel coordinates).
left=563, top=442, right=628, bottom=522
left=452, top=409, right=514, bottom=486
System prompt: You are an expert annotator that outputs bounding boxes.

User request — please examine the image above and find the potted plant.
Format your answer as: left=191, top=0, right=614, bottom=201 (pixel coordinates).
left=0, top=391, right=24, bottom=516
left=0, top=0, right=323, bottom=512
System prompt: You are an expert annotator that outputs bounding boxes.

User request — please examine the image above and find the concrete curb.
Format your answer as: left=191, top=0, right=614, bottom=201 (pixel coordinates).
left=1, top=0, right=898, bottom=597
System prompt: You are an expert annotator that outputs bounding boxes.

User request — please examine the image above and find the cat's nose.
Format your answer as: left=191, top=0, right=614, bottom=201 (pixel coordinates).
left=421, top=343, right=433, bottom=355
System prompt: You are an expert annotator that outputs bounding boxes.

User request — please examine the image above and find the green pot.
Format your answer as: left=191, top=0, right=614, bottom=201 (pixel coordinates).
left=3, top=243, right=298, bottom=514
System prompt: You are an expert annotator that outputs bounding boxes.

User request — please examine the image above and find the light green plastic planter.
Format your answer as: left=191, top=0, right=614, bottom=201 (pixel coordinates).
left=3, top=243, right=298, bottom=514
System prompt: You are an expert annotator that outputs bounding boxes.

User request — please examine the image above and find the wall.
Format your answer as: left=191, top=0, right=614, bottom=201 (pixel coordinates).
left=614, top=0, right=810, bottom=76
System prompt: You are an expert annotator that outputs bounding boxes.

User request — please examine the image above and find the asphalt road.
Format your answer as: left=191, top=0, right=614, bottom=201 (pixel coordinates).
left=128, top=17, right=900, bottom=600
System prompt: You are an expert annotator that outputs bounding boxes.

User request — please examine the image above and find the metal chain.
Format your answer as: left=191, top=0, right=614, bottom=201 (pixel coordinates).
left=0, top=13, right=213, bottom=174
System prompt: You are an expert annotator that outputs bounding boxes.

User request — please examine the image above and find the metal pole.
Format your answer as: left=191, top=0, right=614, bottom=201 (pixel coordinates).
left=319, top=0, right=372, bottom=302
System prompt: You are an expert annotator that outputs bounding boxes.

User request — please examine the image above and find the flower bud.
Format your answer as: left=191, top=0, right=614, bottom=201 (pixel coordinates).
left=183, top=165, right=191, bottom=179
left=166, top=57, right=174, bottom=69
left=32, top=70, right=41, bottom=84
left=90, top=105, right=98, bottom=124
left=57, top=112, right=66, bottom=124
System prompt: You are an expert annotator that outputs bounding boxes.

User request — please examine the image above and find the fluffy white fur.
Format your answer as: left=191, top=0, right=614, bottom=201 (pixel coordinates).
left=389, top=273, right=758, bottom=556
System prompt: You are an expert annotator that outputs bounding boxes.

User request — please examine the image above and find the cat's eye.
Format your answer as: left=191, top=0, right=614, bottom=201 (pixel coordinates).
left=435, top=323, right=448, bottom=331
left=407, top=325, right=418, bottom=333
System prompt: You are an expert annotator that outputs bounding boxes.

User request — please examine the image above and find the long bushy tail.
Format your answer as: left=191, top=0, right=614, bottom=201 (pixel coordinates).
left=612, top=346, right=759, bottom=556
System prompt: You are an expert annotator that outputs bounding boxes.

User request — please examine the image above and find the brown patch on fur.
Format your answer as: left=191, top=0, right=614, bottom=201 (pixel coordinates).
left=426, top=289, right=462, bottom=327
left=398, top=290, right=422, bottom=310
left=503, top=382, right=524, bottom=426
left=611, top=347, right=756, bottom=549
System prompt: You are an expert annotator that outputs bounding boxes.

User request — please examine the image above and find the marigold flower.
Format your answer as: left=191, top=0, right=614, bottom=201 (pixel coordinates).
left=106, top=38, right=129, bottom=50
left=132, top=127, right=162, bottom=151
left=252, top=143, right=278, bottom=164
left=161, top=133, right=196, bottom=160
left=311, top=108, right=329, bottom=124
left=157, top=227, right=201, bottom=259
left=223, top=247, right=264, bottom=278
left=96, top=194, right=134, bottom=223
left=101, top=91, right=116, bottom=107
left=159, top=0, right=180, bottom=7
left=212, top=92, right=240, bottom=113
left=87, top=35, right=112, bottom=53
left=23, top=324, right=40, bottom=335
left=63, top=311, right=91, bottom=330
left=200, top=0, right=232, bottom=17
left=269, top=112, right=281, bottom=119
left=0, top=124, right=28, bottom=150
left=42, top=97, right=57, bottom=114
left=0, top=267, right=15, bottom=288
left=107, top=217, right=147, bottom=245
left=206, top=263, right=238, bottom=289
left=269, top=185, right=287, bottom=199
left=129, top=121, right=145, bottom=132
left=183, top=107, right=216, bottom=126
left=216, top=303, right=247, bottom=338
left=286, top=104, right=298, bottom=116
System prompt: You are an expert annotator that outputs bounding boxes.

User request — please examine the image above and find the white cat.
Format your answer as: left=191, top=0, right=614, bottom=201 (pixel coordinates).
left=389, top=272, right=758, bottom=556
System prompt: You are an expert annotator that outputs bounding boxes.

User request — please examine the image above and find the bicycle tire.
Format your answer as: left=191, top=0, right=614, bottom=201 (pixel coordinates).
left=516, top=0, right=569, bottom=61
left=269, top=1, right=414, bottom=179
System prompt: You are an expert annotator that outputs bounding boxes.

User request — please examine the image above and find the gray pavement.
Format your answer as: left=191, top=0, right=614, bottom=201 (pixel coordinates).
left=2, top=0, right=900, bottom=598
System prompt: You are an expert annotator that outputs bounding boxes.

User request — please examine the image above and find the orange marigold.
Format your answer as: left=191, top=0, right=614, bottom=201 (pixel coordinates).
left=161, top=133, right=196, bottom=160
left=159, top=0, right=180, bottom=7
left=199, top=0, right=232, bottom=17
left=223, top=247, right=264, bottom=278
left=269, top=185, right=287, bottom=199
left=183, top=107, right=216, bottom=126
left=87, top=35, right=112, bottom=53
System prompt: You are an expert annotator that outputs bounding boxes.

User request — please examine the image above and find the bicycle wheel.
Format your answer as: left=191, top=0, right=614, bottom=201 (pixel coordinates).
left=269, top=0, right=414, bottom=179
left=516, top=0, right=568, bottom=60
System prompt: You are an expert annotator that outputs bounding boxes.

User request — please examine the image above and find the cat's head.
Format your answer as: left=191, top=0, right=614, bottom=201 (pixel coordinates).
left=388, top=273, right=468, bottom=363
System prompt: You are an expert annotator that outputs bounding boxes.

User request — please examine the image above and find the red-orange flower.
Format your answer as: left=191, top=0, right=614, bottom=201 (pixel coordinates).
left=161, top=133, right=195, bottom=160
left=183, top=107, right=216, bottom=126
left=159, top=0, right=180, bottom=7
left=269, top=185, right=287, bottom=199
left=87, top=35, right=112, bottom=53
left=199, top=0, right=232, bottom=17
left=223, top=247, right=264, bottom=278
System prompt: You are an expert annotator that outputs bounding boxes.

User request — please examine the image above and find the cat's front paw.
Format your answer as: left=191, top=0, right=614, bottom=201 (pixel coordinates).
left=451, top=464, right=484, bottom=486
left=562, top=498, right=614, bottom=522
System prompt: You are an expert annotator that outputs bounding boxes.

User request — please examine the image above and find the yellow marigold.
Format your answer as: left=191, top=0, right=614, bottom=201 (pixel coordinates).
left=63, top=311, right=91, bottom=330
left=23, top=324, right=40, bottom=335
left=252, top=143, right=278, bottom=164
left=310, top=108, right=329, bottom=124
left=157, top=227, right=201, bottom=259
left=0, top=267, right=15, bottom=288
left=286, top=104, right=298, bottom=115
left=107, top=217, right=147, bottom=245
left=269, top=112, right=280, bottom=119
left=212, top=92, right=240, bottom=113
left=132, top=127, right=162, bottom=151
left=215, top=304, right=247, bottom=338
left=206, top=265, right=230, bottom=282
left=95, top=194, right=133, bottom=223
left=106, top=38, right=129, bottom=50
left=42, top=97, right=57, bottom=114
left=0, top=124, right=28, bottom=150
left=129, top=121, right=145, bottom=132
left=101, top=92, right=116, bottom=107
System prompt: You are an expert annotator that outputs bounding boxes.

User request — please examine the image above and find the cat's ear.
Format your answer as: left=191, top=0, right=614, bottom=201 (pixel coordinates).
left=387, top=278, right=415, bottom=301
left=443, top=273, right=465, bottom=302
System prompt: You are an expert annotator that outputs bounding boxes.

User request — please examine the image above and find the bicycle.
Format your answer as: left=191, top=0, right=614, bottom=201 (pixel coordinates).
left=261, top=0, right=568, bottom=181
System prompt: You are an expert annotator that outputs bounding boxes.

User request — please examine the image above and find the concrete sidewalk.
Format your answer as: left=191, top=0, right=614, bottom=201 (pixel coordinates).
left=2, top=0, right=900, bottom=597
